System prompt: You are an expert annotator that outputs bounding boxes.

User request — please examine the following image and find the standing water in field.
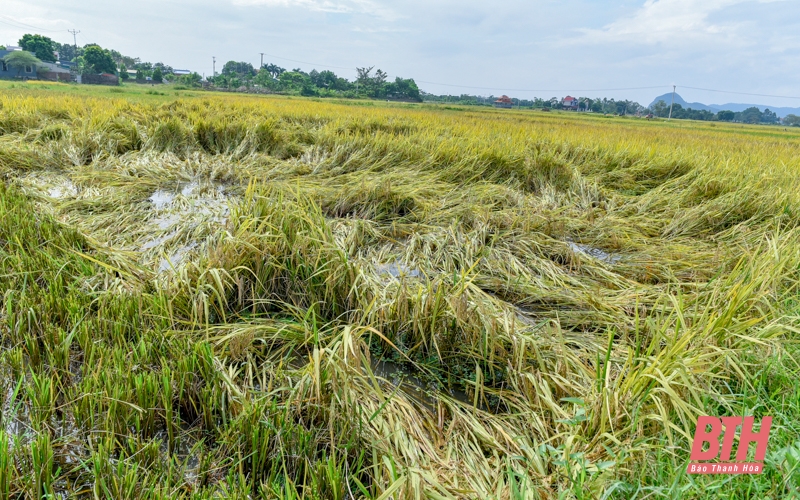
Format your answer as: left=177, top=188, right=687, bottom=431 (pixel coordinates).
left=567, top=240, right=622, bottom=264
left=140, top=179, right=232, bottom=273
left=18, top=173, right=78, bottom=200
left=369, top=357, right=475, bottom=410
left=149, top=189, right=176, bottom=209
left=376, top=260, right=422, bottom=278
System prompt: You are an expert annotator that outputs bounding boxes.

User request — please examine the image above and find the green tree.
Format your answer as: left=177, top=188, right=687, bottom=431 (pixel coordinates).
left=717, top=110, right=735, bottom=122
left=222, top=61, right=255, bottom=77
left=761, top=108, right=778, bottom=124
left=82, top=45, right=116, bottom=74
left=355, top=66, right=388, bottom=97
left=669, top=103, right=685, bottom=118
left=119, top=62, right=129, bottom=80
left=784, top=114, right=800, bottom=126
left=278, top=71, right=312, bottom=92
left=740, top=107, right=763, bottom=124
left=152, top=67, right=163, bottom=83
left=53, top=42, right=79, bottom=62
left=254, top=68, right=278, bottom=88
left=177, top=72, right=202, bottom=87
left=262, top=63, right=285, bottom=79
left=384, top=77, right=421, bottom=101
left=18, top=34, right=56, bottom=62
left=308, top=69, right=350, bottom=91
left=2, top=51, right=42, bottom=77
left=651, top=100, right=669, bottom=117
left=153, top=62, right=174, bottom=75
left=300, top=83, right=318, bottom=96
left=355, top=66, right=374, bottom=95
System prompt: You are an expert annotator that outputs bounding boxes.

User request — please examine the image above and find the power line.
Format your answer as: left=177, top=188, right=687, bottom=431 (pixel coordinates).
left=414, top=81, right=668, bottom=93
left=257, top=52, right=355, bottom=71
left=680, top=86, right=800, bottom=101
left=257, top=52, right=672, bottom=93
left=254, top=51, right=800, bottom=101
left=210, top=52, right=800, bottom=103
left=242, top=52, right=663, bottom=95
left=0, top=18, right=64, bottom=32
left=0, top=14, right=67, bottom=33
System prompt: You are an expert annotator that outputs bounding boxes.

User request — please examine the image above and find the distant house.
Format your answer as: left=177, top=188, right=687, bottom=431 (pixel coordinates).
left=0, top=49, right=38, bottom=79
left=38, top=61, right=72, bottom=82
left=172, top=69, right=192, bottom=76
left=494, top=95, right=513, bottom=109
left=561, top=96, right=579, bottom=111
left=39, top=62, right=70, bottom=74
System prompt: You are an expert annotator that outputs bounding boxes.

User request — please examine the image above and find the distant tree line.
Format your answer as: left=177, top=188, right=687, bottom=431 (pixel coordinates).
left=10, top=35, right=421, bottom=100
left=206, top=61, right=421, bottom=101
left=15, top=33, right=178, bottom=81
left=420, top=94, right=797, bottom=125
left=784, top=114, right=800, bottom=126
left=421, top=93, right=648, bottom=115
left=15, top=31, right=800, bottom=117
left=650, top=100, right=784, bottom=124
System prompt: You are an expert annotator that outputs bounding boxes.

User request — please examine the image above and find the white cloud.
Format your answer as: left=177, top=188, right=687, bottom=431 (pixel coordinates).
left=230, top=0, right=398, bottom=19
left=231, top=0, right=348, bottom=13
left=568, top=0, right=779, bottom=45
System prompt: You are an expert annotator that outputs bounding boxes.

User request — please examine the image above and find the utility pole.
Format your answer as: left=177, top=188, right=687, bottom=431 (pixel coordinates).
left=212, top=57, right=216, bottom=77
left=68, top=29, right=80, bottom=49
left=259, top=53, right=264, bottom=69
left=67, top=29, right=81, bottom=83
left=668, top=85, right=676, bottom=120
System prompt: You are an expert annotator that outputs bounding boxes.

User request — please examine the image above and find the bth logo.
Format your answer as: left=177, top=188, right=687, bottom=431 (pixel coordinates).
left=687, top=416, right=772, bottom=475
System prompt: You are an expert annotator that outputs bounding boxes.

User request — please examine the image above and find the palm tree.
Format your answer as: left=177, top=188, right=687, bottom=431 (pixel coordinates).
left=3, top=51, right=42, bottom=77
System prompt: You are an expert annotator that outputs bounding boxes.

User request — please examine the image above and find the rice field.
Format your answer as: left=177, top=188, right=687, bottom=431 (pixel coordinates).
left=1, top=81, right=799, bottom=498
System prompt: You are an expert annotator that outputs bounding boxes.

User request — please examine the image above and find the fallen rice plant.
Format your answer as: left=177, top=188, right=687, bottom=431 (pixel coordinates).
left=0, top=86, right=799, bottom=498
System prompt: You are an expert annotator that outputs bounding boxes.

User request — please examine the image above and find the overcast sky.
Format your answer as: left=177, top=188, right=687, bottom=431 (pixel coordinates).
left=3, top=0, right=800, bottom=106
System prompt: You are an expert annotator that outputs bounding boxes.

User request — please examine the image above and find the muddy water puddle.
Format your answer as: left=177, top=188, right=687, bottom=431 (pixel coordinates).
left=48, top=179, right=78, bottom=199
left=158, top=242, right=199, bottom=272
left=369, top=357, right=474, bottom=411
left=146, top=180, right=230, bottom=221
left=18, top=173, right=78, bottom=200
left=376, top=260, right=421, bottom=278
left=140, top=179, right=233, bottom=273
left=149, top=189, right=176, bottom=209
left=567, top=241, right=622, bottom=264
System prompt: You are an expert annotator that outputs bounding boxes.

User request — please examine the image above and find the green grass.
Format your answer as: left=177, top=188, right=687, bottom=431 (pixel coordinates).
left=0, top=84, right=798, bottom=498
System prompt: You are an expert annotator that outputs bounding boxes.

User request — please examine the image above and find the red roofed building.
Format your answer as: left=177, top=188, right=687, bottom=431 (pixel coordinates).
left=561, top=95, right=579, bottom=111
left=494, top=95, right=513, bottom=109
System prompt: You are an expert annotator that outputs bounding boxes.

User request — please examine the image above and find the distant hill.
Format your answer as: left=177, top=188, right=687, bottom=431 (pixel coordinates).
left=649, top=93, right=800, bottom=118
